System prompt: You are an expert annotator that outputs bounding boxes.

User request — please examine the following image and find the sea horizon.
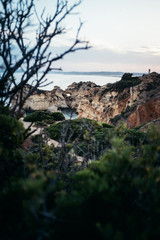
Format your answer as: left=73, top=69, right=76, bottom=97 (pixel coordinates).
left=38, top=71, right=144, bottom=91
left=1, top=70, right=145, bottom=91
left=50, top=70, right=144, bottom=76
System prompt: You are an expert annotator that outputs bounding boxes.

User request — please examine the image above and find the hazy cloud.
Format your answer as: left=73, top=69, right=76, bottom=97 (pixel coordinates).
left=52, top=44, right=160, bottom=72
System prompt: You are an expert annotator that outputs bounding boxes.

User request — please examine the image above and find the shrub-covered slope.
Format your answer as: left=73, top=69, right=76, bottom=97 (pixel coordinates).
left=24, top=110, right=65, bottom=122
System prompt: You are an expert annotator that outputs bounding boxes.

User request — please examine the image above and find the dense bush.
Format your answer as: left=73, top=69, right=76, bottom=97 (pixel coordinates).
left=46, top=118, right=114, bottom=159
left=34, top=121, right=48, bottom=127
left=46, top=118, right=148, bottom=159
left=0, top=171, right=60, bottom=239
left=124, top=128, right=147, bottom=146
left=0, top=114, right=24, bottom=149
left=1, top=107, right=160, bottom=240
left=54, top=130, right=160, bottom=240
left=101, top=73, right=142, bottom=97
left=0, top=114, right=24, bottom=187
left=114, top=73, right=142, bottom=92
left=102, top=123, right=115, bottom=129
left=110, top=114, right=122, bottom=125
left=46, top=118, right=102, bottom=142
left=24, top=111, right=65, bottom=122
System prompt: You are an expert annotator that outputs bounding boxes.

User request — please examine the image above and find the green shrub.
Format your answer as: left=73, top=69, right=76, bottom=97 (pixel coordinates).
left=24, top=111, right=65, bottom=122
left=102, top=123, right=114, bottom=129
left=100, top=73, right=142, bottom=98
left=1, top=114, right=160, bottom=240
left=34, top=121, right=48, bottom=127
left=46, top=118, right=114, bottom=160
left=0, top=114, right=24, bottom=149
left=54, top=130, right=160, bottom=240
left=46, top=118, right=100, bottom=142
left=0, top=171, right=59, bottom=239
left=46, top=121, right=64, bottom=141
left=44, top=119, right=56, bottom=124
left=110, top=114, right=122, bottom=125
left=31, top=134, right=44, bottom=144
left=0, top=104, right=10, bottom=115
left=0, top=114, right=24, bottom=187
left=124, top=128, right=147, bottom=146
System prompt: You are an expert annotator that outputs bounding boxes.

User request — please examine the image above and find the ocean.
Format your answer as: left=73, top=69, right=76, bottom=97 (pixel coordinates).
left=10, top=71, right=143, bottom=91
left=39, top=72, right=123, bottom=91
left=5, top=71, right=143, bottom=119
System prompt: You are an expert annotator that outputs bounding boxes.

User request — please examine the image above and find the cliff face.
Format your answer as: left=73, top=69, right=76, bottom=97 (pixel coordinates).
left=22, top=72, right=160, bottom=128
left=23, top=86, right=67, bottom=112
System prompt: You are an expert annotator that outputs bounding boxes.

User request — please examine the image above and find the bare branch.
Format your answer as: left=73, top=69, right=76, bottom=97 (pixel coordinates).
left=0, top=0, right=90, bottom=116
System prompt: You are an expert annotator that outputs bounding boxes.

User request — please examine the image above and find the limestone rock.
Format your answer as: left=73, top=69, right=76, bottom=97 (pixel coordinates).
left=16, top=72, right=160, bottom=128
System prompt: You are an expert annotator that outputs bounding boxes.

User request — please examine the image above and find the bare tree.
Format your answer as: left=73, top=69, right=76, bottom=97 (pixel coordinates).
left=0, top=0, right=90, bottom=116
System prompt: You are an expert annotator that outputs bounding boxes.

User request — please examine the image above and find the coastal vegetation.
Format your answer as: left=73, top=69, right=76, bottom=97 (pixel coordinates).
left=101, top=73, right=142, bottom=98
left=24, top=111, right=65, bottom=122
left=1, top=107, right=160, bottom=239
left=1, top=0, right=160, bottom=239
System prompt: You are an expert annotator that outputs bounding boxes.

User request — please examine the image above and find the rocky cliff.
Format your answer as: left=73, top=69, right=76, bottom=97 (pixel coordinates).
left=21, top=72, right=160, bottom=128
left=21, top=85, right=67, bottom=112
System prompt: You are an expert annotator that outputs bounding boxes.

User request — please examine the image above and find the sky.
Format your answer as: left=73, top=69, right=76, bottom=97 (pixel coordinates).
left=36, top=0, right=160, bottom=73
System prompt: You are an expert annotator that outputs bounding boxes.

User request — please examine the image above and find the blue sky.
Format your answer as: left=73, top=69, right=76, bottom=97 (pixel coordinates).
left=35, top=0, right=160, bottom=72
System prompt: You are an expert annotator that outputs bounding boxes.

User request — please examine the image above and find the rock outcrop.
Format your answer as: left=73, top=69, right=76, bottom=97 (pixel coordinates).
left=21, top=85, right=67, bottom=112
left=21, top=72, right=160, bottom=128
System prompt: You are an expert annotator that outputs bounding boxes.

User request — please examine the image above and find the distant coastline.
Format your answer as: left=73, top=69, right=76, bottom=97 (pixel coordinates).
left=1, top=70, right=145, bottom=91
left=0, top=70, right=145, bottom=77
left=50, top=71, right=144, bottom=77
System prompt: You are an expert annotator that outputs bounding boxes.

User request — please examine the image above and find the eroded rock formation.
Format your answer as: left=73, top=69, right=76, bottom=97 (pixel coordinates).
left=21, top=72, right=160, bottom=128
left=26, top=87, right=66, bottom=111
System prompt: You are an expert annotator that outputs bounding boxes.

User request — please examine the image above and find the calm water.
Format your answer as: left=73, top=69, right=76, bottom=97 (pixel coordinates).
left=2, top=70, right=144, bottom=91
left=61, top=108, right=78, bottom=120
left=12, top=71, right=142, bottom=120
left=14, top=72, right=123, bottom=91
left=14, top=71, right=143, bottom=91
left=38, top=72, right=122, bottom=90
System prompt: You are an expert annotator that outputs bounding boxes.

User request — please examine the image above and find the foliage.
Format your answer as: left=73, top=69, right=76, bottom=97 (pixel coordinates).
left=101, top=73, right=142, bottom=97
left=0, top=114, right=24, bottom=149
left=102, top=123, right=115, bottom=129
left=0, top=171, right=61, bottom=240
left=46, top=118, right=101, bottom=142
left=0, top=103, right=10, bottom=115
left=34, top=121, right=48, bottom=127
left=110, top=114, right=122, bottom=125
left=46, top=118, right=148, bottom=159
left=0, top=114, right=24, bottom=187
left=54, top=131, right=160, bottom=240
left=46, top=118, right=114, bottom=159
left=124, top=128, right=147, bottom=146
left=114, top=73, right=142, bottom=92
left=1, top=106, right=160, bottom=239
left=24, top=111, right=65, bottom=122
left=31, top=134, right=45, bottom=144
left=46, top=118, right=111, bottom=142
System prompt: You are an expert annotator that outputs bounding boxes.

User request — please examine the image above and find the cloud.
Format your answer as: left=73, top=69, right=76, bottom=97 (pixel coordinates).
left=131, top=46, right=160, bottom=56
left=47, top=40, right=160, bottom=72
left=90, top=40, right=126, bottom=54
left=54, top=44, right=160, bottom=72
left=90, top=39, right=160, bottom=57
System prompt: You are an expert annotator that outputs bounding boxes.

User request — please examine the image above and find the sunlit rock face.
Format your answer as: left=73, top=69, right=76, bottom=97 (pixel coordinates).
left=65, top=73, right=160, bottom=127
left=21, top=72, right=160, bottom=127
left=23, top=86, right=67, bottom=112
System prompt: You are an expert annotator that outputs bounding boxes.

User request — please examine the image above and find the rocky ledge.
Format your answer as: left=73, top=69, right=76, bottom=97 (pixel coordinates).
left=18, top=72, right=160, bottom=128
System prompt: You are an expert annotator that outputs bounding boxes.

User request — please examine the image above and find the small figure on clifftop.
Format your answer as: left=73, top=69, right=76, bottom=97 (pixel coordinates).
left=148, top=69, right=151, bottom=74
